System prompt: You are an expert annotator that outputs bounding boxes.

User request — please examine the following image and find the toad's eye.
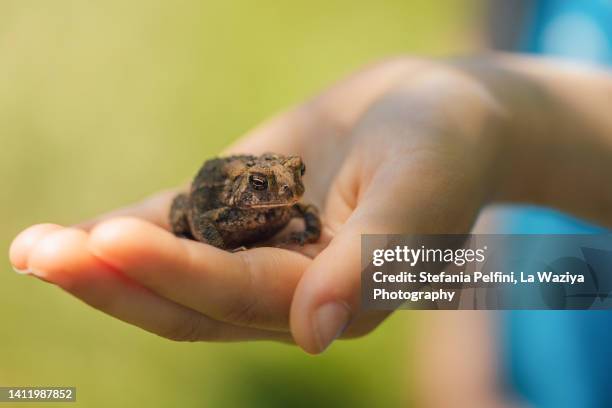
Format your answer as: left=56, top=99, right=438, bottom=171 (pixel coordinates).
left=249, top=174, right=268, bottom=190
left=299, top=163, right=306, bottom=176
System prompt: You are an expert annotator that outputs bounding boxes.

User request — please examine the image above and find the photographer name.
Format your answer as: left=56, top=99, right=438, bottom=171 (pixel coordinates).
left=373, top=271, right=585, bottom=285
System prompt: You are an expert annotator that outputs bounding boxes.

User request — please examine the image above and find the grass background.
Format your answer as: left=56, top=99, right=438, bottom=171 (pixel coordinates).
left=1, top=1, right=476, bottom=406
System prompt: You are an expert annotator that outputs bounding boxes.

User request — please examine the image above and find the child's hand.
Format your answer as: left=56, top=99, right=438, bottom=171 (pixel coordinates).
left=8, top=57, right=514, bottom=353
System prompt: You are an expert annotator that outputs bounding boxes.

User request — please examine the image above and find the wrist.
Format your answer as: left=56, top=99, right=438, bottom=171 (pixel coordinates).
left=453, top=55, right=612, bottom=226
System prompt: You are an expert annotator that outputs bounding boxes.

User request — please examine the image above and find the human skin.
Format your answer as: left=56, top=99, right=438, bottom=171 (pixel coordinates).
left=9, top=54, right=612, bottom=354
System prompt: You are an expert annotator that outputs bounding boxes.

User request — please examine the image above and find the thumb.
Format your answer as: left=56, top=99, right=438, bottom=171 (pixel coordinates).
left=289, top=209, right=383, bottom=354
left=289, top=159, right=480, bottom=354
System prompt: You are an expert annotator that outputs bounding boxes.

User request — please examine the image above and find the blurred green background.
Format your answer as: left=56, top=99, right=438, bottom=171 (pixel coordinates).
left=1, top=1, right=476, bottom=406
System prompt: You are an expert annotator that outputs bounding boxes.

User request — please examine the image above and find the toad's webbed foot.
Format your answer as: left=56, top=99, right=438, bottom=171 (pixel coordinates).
left=288, top=203, right=321, bottom=245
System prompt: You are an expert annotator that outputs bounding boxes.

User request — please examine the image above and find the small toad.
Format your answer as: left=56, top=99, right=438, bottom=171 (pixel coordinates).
left=169, top=153, right=321, bottom=250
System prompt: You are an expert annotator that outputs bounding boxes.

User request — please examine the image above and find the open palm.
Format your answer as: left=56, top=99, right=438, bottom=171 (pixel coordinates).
left=10, top=58, right=496, bottom=353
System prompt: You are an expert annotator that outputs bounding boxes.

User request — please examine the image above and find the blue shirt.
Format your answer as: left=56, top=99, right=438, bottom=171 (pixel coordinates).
left=499, top=1, right=612, bottom=407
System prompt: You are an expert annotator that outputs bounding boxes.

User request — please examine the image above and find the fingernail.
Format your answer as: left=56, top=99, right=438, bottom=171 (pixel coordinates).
left=12, top=265, right=31, bottom=275
left=313, top=302, right=351, bottom=353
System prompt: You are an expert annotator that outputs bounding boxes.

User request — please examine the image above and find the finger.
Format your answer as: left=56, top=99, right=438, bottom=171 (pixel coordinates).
left=290, top=157, right=481, bottom=353
left=10, top=189, right=182, bottom=272
left=88, top=217, right=312, bottom=331
left=289, top=210, right=391, bottom=354
left=25, top=227, right=290, bottom=342
left=9, top=223, right=64, bottom=272
left=75, top=189, right=181, bottom=231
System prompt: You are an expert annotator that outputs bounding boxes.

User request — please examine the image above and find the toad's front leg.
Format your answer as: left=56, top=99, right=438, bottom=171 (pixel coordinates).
left=189, top=209, right=226, bottom=249
left=288, top=203, right=321, bottom=245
